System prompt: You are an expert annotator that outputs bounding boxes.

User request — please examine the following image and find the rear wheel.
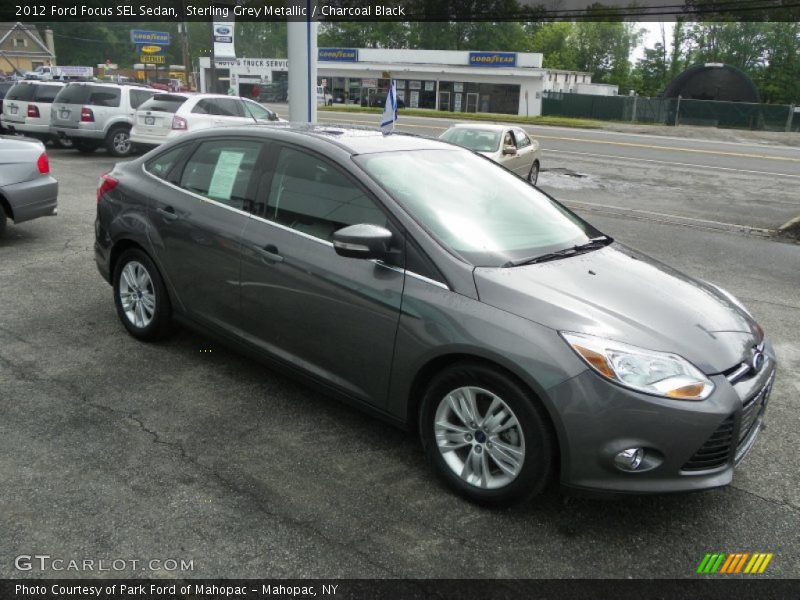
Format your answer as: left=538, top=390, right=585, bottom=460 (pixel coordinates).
left=112, top=248, right=173, bottom=341
left=74, top=140, right=98, bottom=154
left=106, top=126, right=133, bottom=157
left=0, top=208, right=7, bottom=236
left=528, top=160, right=540, bottom=185
left=419, top=363, right=555, bottom=506
left=50, top=135, right=73, bottom=149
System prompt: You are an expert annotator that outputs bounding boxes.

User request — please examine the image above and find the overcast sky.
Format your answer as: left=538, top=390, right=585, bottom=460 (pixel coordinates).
left=633, top=21, right=677, bottom=61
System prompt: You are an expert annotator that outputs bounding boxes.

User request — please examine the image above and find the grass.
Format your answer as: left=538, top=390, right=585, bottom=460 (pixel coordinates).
left=318, top=105, right=605, bottom=129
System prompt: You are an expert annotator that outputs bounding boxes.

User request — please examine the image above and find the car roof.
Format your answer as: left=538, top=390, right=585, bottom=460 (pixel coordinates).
left=182, top=123, right=457, bottom=155
left=448, top=123, right=513, bottom=131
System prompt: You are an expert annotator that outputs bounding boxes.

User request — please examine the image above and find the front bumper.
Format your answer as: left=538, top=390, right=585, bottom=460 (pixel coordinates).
left=550, top=349, right=777, bottom=494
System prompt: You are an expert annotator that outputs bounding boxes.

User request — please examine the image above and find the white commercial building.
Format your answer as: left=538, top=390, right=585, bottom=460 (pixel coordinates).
left=200, top=48, right=606, bottom=116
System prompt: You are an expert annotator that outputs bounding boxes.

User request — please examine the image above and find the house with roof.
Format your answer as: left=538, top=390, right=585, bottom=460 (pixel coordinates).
left=0, top=22, right=55, bottom=77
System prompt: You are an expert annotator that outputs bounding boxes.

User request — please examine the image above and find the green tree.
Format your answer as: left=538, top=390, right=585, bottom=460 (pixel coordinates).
left=529, top=22, right=577, bottom=69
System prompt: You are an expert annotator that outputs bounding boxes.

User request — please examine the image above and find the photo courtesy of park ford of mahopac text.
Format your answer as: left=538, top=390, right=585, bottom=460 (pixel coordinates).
left=0, top=0, right=798, bottom=598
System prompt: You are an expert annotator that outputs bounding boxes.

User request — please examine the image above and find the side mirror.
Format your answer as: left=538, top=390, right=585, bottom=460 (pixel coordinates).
left=333, top=224, right=393, bottom=260
left=502, top=146, right=517, bottom=156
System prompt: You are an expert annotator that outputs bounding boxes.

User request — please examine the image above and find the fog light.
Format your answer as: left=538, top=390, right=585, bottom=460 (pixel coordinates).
left=614, top=447, right=645, bottom=471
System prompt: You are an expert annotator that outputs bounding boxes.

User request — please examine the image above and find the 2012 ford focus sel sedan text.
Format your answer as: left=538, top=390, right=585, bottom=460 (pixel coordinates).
left=95, top=125, right=776, bottom=505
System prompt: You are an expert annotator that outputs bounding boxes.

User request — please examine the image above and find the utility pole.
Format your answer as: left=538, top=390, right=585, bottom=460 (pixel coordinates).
left=179, top=0, right=191, bottom=89
left=209, top=20, right=216, bottom=93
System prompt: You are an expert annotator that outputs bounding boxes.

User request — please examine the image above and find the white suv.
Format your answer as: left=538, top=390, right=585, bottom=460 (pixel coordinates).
left=1, top=81, right=69, bottom=147
left=130, top=93, right=283, bottom=147
left=50, top=83, right=157, bottom=156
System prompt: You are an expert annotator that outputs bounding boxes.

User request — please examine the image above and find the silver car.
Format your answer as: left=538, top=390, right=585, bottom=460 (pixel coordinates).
left=0, top=136, right=58, bottom=235
left=50, top=82, right=157, bottom=157
left=440, top=123, right=542, bottom=184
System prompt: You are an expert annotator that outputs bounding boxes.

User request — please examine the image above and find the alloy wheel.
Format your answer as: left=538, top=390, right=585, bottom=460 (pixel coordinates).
left=434, top=386, right=526, bottom=489
left=118, top=261, right=156, bottom=329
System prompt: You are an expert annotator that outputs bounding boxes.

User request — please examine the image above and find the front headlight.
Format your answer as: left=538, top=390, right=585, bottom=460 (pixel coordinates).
left=560, top=332, right=714, bottom=400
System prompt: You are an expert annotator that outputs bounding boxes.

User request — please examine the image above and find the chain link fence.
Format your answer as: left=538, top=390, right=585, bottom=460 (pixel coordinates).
left=542, top=91, right=799, bottom=132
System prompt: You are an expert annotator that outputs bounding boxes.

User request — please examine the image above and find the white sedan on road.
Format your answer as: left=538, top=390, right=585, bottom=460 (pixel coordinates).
left=130, top=93, right=284, bottom=147
left=439, top=123, right=542, bottom=185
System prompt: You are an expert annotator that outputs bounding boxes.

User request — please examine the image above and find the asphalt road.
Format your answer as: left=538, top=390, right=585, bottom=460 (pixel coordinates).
left=1, top=143, right=799, bottom=579
left=284, top=106, right=800, bottom=232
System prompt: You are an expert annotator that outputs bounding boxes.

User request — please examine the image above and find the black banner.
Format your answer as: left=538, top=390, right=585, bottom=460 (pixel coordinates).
left=3, top=579, right=800, bottom=600
left=4, top=0, right=800, bottom=22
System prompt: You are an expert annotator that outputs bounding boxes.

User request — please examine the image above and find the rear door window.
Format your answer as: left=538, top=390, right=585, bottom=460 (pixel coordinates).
left=88, top=87, right=120, bottom=107
left=211, top=98, right=245, bottom=117
left=178, top=139, right=263, bottom=212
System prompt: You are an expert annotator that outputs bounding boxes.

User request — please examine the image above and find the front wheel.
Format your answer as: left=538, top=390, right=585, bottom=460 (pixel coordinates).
left=112, top=249, right=173, bottom=341
left=419, top=363, right=555, bottom=506
left=528, top=160, right=540, bottom=185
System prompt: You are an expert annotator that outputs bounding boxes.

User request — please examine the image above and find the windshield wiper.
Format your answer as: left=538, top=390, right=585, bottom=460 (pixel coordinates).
left=502, top=236, right=612, bottom=268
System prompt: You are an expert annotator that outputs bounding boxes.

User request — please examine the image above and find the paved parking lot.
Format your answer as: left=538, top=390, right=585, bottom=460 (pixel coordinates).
left=1, top=139, right=799, bottom=579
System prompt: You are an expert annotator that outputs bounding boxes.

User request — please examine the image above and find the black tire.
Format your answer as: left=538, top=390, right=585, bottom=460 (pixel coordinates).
left=112, top=248, right=173, bottom=341
left=528, top=160, right=540, bottom=185
left=74, top=140, right=98, bottom=154
left=50, top=135, right=73, bottom=149
left=419, top=362, right=555, bottom=507
left=0, top=207, right=7, bottom=236
left=105, top=125, right=133, bottom=157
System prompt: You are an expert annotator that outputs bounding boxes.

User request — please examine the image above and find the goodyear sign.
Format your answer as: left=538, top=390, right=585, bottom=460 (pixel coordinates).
left=318, top=48, right=359, bottom=62
left=130, top=30, right=171, bottom=46
left=468, top=52, right=517, bottom=67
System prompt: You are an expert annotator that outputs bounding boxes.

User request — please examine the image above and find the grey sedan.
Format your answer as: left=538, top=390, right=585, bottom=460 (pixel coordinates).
left=0, top=136, right=58, bottom=235
left=94, top=125, right=775, bottom=505
left=439, top=123, right=542, bottom=184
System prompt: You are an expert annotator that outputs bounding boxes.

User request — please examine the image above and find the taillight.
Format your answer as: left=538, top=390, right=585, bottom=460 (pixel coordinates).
left=81, top=107, right=94, bottom=122
left=96, top=173, right=118, bottom=203
left=37, top=152, right=49, bottom=174
left=172, top=115, right=187, bottom=130
left=27, top=104, right=40, bottom=118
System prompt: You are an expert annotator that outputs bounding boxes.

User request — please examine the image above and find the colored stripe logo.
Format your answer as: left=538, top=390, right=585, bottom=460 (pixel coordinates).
left=697, top=552, right=773, bottom=574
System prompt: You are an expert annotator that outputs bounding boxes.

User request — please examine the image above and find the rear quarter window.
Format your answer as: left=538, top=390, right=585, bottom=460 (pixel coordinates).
left=88, top=87, right=121, bottom=107
left=33, top=85, right=62, bottom=103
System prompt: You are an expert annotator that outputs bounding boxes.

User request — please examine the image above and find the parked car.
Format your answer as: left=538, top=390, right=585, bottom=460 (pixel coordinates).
left=439, top=123, right=542, bottom=185
left=95, top=125, right=775, bottom=506
left=361, top=92, right=406, bottom=109
left=50, top=82, right=157, bottom=156
left=130, top=93, right=283, bottom=148
left=0, top=81, right=15, bottom=133
left=0, top=136, right=57, bottom=235
left=0, top=81, right=72, bottom=147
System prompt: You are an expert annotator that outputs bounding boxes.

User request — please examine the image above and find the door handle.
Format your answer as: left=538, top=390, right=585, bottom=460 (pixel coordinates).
left=255, top=244, right=284, bottom=264
left=157, top=206, right=178, bottom=221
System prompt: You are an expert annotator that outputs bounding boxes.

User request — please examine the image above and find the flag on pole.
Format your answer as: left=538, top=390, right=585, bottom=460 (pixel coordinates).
left=380, top=80, right=398, bottom=133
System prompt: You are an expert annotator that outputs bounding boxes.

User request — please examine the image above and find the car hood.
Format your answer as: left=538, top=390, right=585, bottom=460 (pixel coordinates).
left=473, top=244, right=761, bottom=374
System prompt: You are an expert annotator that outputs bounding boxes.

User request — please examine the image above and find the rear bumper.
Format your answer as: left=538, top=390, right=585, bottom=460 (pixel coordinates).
left=2, top=121, right=51, bottom=137
left=3, top=176, right=58, bottom=224
left=130, top=129, right=175, bottom=146
left=52, top=124, right=104, bottom=141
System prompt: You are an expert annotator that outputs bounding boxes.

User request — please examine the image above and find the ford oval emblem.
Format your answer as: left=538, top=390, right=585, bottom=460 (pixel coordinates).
left=216, top=27, right=230, bottom=34
left=751, top=351, right=765, bottom=372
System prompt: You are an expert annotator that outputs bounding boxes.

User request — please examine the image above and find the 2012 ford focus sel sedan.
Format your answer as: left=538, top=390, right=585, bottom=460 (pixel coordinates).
left=95, top=124, right=776, bottom=505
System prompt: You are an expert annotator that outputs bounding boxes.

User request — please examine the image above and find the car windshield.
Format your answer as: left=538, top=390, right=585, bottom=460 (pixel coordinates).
left=356, top=149, right=602, bottom=267
left=440, top=128, right=502, bottom=153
